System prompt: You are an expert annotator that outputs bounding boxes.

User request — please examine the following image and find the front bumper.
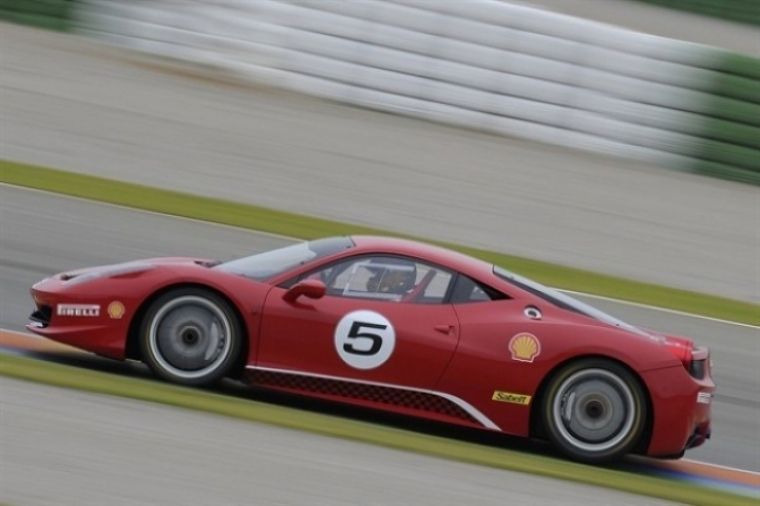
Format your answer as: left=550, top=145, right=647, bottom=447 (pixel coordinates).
left=26, top=317, right=129, bottom=359
left=27, top=284, right=132, bottom=360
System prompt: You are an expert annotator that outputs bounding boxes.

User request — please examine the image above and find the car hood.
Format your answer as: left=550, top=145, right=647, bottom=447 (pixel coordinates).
left=56, top=257, right=214, bottom=285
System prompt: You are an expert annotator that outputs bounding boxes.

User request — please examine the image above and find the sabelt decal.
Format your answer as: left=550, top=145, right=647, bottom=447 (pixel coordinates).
left=492, top=391, right=532, bottom=405
left=57, top=304, right=100, bottom=317
left=107, top=301, right=126, bottom=319
left=508, top=333, right=541, bottom=363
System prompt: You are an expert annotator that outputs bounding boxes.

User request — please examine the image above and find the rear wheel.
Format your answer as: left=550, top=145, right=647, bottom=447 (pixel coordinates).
left=541, top=359, right=647, bottom=463
left=139, top=288, right=242, bottom=386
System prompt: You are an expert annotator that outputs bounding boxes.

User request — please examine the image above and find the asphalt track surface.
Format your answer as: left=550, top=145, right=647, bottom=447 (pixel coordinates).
left=1, top=185, right=758, bottom=476
left=2, top=377, right=680, bottom=506
left=1, top=23, right=759, bottom=303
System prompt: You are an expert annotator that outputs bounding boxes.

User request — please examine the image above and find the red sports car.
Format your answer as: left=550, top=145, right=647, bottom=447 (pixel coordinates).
left=27, top=236, right=714, bottom=463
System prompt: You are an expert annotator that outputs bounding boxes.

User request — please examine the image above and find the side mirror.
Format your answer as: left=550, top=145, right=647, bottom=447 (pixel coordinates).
left=283, top=279, right=326, bottom=303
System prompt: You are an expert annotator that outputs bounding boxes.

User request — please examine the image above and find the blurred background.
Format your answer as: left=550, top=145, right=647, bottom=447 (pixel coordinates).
left=0, top=0, right=760, bottom=302
left=1, top=1, right=759, bottom=504
left=1, top=0, right=758, bottom=303
left=3, top=0, right=760, bottom=181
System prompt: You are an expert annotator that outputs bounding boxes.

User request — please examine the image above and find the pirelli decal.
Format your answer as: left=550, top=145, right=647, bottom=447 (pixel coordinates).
left=57, top=304, right=100, bottom=317
left=492, top=390, right=532, bottom=406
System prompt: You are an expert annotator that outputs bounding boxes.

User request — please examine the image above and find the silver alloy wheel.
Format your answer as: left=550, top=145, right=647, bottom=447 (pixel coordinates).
left=551, top=368, right=637, bottom=453
left=148, top=295, right=232, bottom=380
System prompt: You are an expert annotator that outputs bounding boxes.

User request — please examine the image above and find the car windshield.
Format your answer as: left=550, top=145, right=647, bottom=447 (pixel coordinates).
left=215, top=237, right=354, bottom=281
left=494, top=266, right=648, bottom=336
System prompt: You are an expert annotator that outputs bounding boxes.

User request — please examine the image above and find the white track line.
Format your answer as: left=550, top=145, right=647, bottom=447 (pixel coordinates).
left=3, top=183, right=758, bottom=330
left=0, top=183, right=296, bottom=242
left=561, top=290, right=759, bottom=330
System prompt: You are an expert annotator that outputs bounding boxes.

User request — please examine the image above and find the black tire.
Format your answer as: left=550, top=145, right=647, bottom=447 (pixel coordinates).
left=541, top=358, right=647, bottom=463
left=139, top=287, right=242, bottom=386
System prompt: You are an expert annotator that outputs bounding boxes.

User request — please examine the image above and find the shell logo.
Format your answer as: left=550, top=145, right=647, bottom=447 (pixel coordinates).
left=107, top=301, right=126, bottom=319
left=508, top=333, right=541, bottom=363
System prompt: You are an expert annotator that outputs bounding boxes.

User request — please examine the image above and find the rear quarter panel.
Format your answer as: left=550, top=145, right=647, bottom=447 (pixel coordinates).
left=438, top=299, right=680, bottom=436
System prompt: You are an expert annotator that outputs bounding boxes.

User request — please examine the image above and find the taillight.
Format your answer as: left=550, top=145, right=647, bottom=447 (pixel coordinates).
left=661, top=334, right=709, bottom=379
left=664, top=337, right=692, bottom=367
left=689, top=359, right=706, bottom=379
left=688, top=346, right=710, bottom=380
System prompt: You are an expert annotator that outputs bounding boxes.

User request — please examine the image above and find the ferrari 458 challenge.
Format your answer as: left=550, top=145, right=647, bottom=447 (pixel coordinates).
left=28, top=236, right=714, bottom=463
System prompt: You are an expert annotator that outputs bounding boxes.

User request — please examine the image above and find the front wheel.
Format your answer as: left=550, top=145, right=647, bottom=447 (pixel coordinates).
left=541, top=359, right=647, bottom=463
left=139, top=288, right=242, bottom=386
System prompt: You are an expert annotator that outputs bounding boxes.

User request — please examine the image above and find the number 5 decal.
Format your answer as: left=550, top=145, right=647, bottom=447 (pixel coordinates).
left=344, top=321, right=385, bottom=356
left=335, top=310, right=395, bottom=369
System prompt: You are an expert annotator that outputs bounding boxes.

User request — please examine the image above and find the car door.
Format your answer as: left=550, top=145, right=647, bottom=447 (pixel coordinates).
left=256, top=255, right=459, bottom=389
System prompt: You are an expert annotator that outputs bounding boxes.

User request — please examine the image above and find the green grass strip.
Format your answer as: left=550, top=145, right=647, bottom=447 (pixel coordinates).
left=1, top=354, right=754, bottom=506
left=690, top=158, right=760, bottom=186
left=0, top=0, right=75, bottom=31
left=683, top=136, right=760, bottom=172
left=634, top=0, right=760, bottom=27
left=706, top=96, right=760, bottom=128
left=709, top=72, right=760, bottom=105
left=695, top=119, right=760, bottom=151
left=718, top=53, right=760, bottom=81
left=2, top=159, right=758, bottom=325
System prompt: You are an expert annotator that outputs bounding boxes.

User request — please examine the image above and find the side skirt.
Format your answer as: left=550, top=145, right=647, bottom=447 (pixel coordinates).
left=245, top=366, right=500, bottom=431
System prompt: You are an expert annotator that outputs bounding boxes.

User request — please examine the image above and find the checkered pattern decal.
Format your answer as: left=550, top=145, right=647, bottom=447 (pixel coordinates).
left=249, top=370, right=478, bottom=425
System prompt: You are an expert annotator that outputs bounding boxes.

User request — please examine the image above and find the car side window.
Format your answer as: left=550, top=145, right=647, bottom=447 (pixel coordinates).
left=309, top=256, right=453, bottom=303
left=449, top=275, right=507, bottom=303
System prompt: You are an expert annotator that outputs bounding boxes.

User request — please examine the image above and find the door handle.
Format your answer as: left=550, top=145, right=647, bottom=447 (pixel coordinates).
left=434, top=324, right=455, bottom=335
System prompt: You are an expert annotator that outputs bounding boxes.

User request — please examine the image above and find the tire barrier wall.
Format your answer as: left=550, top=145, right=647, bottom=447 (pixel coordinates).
left=9, top=0, right=760, bottom=183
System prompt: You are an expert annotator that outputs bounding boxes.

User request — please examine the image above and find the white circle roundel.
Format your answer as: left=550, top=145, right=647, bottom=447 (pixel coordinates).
left=334, top=310, right=395, bottom=370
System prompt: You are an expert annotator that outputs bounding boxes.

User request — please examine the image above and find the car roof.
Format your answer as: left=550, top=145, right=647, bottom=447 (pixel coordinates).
left=349, top=236, right=497, bottom=281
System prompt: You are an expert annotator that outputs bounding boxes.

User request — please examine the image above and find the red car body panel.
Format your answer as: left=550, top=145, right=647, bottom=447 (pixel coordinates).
left=258, top=286, right=459, bottom=388
left=27, top=236, right=715, bottom=458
